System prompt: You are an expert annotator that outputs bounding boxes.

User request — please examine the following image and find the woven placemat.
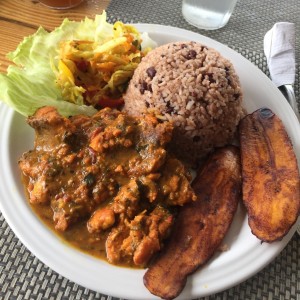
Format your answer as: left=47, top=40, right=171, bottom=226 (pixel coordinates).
left=1, top=0, right=300, bottom=299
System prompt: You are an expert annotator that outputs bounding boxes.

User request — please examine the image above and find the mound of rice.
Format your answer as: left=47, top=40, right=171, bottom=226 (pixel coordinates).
left=123, top=41, right=244, bottom=165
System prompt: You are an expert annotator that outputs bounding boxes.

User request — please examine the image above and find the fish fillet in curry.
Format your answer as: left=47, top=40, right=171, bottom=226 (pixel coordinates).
left=143, top=146, right=242, bottom=300
left=239, top=108, right=300, bottom=242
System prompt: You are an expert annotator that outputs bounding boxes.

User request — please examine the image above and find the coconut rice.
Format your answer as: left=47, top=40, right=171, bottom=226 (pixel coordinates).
left=123, top=41, right=244, bottom=165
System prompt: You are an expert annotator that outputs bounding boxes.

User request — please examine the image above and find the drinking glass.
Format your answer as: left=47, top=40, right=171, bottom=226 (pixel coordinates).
left=182, top=0, right=238, bottom=30
left=38, top=0, right=84, bottom=9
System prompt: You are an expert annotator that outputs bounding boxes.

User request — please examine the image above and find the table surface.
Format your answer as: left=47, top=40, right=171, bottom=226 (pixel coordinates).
left=1, top=0, right=300, bottom=300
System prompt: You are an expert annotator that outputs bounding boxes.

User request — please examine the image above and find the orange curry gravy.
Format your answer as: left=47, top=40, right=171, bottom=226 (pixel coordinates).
left=27, top=197, right=108, bottom=261
left=19, top=106, right=196, bottom=268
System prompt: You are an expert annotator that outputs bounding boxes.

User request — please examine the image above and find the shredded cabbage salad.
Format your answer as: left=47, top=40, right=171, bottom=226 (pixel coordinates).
left=0, top=11, right=157, bottom=117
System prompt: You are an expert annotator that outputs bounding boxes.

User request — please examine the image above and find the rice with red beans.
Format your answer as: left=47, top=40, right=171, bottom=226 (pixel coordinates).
left=123, top=41, right=244, bottom=165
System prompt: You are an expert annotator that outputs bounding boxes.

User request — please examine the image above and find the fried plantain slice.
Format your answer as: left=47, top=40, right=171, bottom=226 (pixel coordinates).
left=239, top=107, right=300, bottom=242
left=143, top=146, right=241, bottom=300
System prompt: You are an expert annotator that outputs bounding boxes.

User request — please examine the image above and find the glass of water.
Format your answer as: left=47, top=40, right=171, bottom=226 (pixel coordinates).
left=38, top=0, right=84, bottom=9
left=182, top=0, right=238, bottom=30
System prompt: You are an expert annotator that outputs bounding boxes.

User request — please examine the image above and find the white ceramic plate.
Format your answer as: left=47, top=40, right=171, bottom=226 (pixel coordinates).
left=0, top=24, right=299, bottom=300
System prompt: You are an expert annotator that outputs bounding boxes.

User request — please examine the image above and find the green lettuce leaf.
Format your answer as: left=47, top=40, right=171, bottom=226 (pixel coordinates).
left=0, top=12, right=116, bottom=117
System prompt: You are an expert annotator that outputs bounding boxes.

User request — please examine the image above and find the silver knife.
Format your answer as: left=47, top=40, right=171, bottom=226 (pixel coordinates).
left=264, top=22, right=300, bottom=120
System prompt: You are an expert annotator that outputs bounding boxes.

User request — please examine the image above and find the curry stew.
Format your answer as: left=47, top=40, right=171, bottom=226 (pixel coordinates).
left=19, top=106, right=196, bottom=267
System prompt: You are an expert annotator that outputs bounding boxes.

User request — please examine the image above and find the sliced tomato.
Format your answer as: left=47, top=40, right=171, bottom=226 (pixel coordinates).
left=98, top=97, right=124, bottom=108
left=76, top=60, right=89, bottom=73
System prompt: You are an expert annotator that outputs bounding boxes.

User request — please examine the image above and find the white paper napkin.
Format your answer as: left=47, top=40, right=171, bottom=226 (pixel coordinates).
left=263, top=22, right=295, bottom=87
